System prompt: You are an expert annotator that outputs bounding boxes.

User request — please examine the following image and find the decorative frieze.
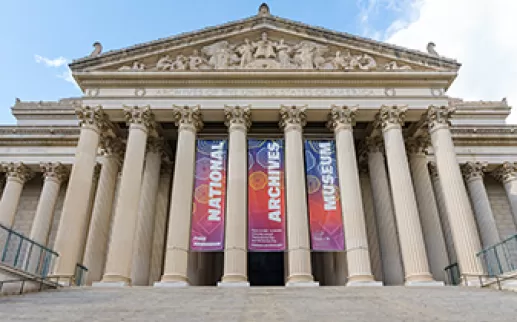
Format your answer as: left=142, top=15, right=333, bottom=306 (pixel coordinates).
left=172, top=105, right=204, bottom=132
left=378, top=105, right=407, bottom=130
left=493, top=162, right=517, bottom=184
left=40, top=162, right=69, bottom=182
left=279, top=105, right=307, bottom=130
left=327, top=105, right=357, bottom=131
left=2, top=162, right=34, bottom=183
left=461, top=161, right=486, bottom=182
left=224, top=105, right=251, bottom=130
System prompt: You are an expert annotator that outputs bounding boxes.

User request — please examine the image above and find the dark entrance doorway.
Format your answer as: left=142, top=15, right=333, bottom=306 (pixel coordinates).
left=248, top=252, right=284, bottom=286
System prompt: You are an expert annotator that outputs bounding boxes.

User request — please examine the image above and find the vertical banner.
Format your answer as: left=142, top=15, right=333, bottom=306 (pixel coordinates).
left=248, top=139, right=286, bottom=251
left=190, top=139, right=228, bottom=251
left=305, top=140, right=345, bottom=251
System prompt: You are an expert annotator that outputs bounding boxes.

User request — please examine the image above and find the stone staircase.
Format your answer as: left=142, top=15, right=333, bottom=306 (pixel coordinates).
left=1, top=286, right=517, bottom=321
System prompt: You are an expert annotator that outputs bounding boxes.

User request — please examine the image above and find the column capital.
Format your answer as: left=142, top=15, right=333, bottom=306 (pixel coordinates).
left=100, top=136, right=125, bottom=160
left=406, top=137, right=429, bottom=155
left=279, top=105, right=307, bottom=131
left=173, top=105, right=203, bottom=132
left=461, top=161, right=487, bottom=182
left=428, top=161, right=439, bottom=179
left=147, top=137, right=165, bottom=154
left=493, top=162, right=517, bottom=184
left=75, top=105, right=114, bottom=134
left=123, top=105, right=157, bottom=135
left=40, top=162, right=69, bottom=183
left=365, top=136, right=384, bottom=153
left=2, top=162, right=34, bottom=183
left=378, top=105, right=407, bottom=130
left=224, top=105, right=251, bottom=131
left=327, top=105, right=358, bottom=132
left=426, top=105, right=455, bottom=132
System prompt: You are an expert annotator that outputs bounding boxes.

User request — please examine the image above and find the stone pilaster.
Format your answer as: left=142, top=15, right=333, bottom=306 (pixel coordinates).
left=100, top=106, right=156, bottom=285
left=219, top=105, right=251, bottom=287
left=378, top=105, right=436, bottom=285
left=493, top=162, right=517, bottom=227
left=426, top=106, right=483, bottom=278
left=429, top=162, right=457, bottom=265
left=53, top=106, right=113, bottom=281
left=157, top=105, right=203, bottom=287
left=462, top=162, right=500, bottom=248
left=0, top=162, right=34, bottom=227
left=149, top=162, right=173, bottom=285
left=328, top=105, right=380, bottom=286
left=131, top=137, right=164, bottom=286
left=365, top=137, right=405, bottom=285
left=407, top=138, right=449, bottom=282
left=280, top=105, right=317, bottom=286
left=83, top=136, right=124, bottom=285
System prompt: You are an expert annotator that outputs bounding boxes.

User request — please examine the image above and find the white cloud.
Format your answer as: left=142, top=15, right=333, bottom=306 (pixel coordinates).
left=356, top=0, right=417, bottom=40
left=34, top=55, right=68, bottom=68
left=384, top=0, right=517, bottom=124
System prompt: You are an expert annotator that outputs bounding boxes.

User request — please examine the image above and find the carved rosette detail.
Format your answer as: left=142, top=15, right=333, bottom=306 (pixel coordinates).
left=123, top=105, right=156, bottom=134
left=427, top=105, right=455, bottom=130
left=461, top=161, right=486, bottom=182
left=172, top=105, right=204, bottom=132
left=75, top=105, right=111, bottom=131
left=406, top=137, right=430, bottom=155
left=378, top=105, right=407, bottom=130
left=147, top=137, right=165, bottom=154
left=279, top=105, right=307, bottom=130
left=2, top=162, right=34, bottom=183
left=100, top=136, right=125, bottom=160
left=40, top=162, right=69, bottom=182
left=493, top=162, right=517, bottom=183
left=327, top=105, right=357, bottom=131
left=224, top=105, right=252, bottom=130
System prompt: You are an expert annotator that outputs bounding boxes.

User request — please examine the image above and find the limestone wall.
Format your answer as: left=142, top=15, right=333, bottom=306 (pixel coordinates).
left=485, top=176, right=516, bottom=239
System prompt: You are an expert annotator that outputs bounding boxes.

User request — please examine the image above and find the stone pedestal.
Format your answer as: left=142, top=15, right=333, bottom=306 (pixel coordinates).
left=0, top=162, right=33, bottom=227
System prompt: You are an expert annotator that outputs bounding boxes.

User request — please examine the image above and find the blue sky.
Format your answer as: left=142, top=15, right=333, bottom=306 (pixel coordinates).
left=1, top=1, right=515, bottom=124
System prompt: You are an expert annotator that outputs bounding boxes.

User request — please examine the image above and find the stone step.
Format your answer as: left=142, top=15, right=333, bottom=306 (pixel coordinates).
left=1, top=286, right=517, bottom=321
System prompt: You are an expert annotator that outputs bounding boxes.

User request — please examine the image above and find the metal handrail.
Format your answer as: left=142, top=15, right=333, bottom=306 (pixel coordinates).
left=476, top=233, right=517, bottom=277
left=75, top=263, right=89, bottom=286
left=444, top=262, right=460, bottom=285
left=0, top=274, right=61, bottom=295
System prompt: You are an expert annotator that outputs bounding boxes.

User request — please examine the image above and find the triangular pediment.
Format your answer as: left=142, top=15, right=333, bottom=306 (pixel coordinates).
left=70, top=9, right=460, bottom=74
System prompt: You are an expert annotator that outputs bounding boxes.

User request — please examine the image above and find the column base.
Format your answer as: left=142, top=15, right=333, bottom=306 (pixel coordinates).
left=154, top=280, right=189, bottom=288
left=286, top=281, right=320, bottom=287
left=346, top=280, right=383, bottom=287
left=405, top=280, right=444, bottom=287
left=92, top=281, right=129, bottom=287
left=217, top=281, right=250, bottom=288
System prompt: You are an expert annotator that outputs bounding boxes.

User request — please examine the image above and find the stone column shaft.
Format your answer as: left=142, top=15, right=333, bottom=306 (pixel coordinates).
left=280, top=105, right=317, bottom=286
left=408, top=142, right=449, bottom=282
left=101, top=106, right=155, bottom=285
left=366, top=140, right=405, bottom=285
left=494, top=162, right=517, bottom=226
left=131, top=139, right=163, bottom=286
left=220, top=106, right=250, bottom=286
left=328, top=105, right=378, bottom=285
left=379, top=105, right=434, bottom=284
left=426, top=106, right=483, bottom=277
left=157, top=105, right=202, bottom=286
left=0, top=163, right=33, bottom=227
left=83, top=137, right=122, bottom=285
left=53, top=106, right=110, bottom=279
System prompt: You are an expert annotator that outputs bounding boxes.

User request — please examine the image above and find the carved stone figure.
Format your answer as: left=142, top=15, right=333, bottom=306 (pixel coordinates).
left=293, top=43, right=314, bottom=69
left=118, top=61, right=145, bottom=71
left=188, top=50, right=205, bottom=70
left=384, top=61, right=412, bottom=70
left=427, top=42, right=439, bottom=56
left=237, top=39, right=254, bottom=67
left=357, top=54, right=377, bottom=70
left=89, top=42, right=103, bottom=57
left=253, top=32, right=276, bottom=59
left=203, top=41, right=239, bottom=69
left=276, top=39, right=292, bottom=68
left=173, top=55, right=187, bottom=70
left=156, top=55, right=174, bottom=70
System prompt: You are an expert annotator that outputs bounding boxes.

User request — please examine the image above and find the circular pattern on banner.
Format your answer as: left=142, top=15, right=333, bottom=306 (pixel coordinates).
left=248, top=152, right=255, bottom=170
left=249, top=171, right=268, bottom=191
left=256, top=147, right=270, bottom=169
left=307, top=175, right=321, bottom=194
left=194, top=184, right=209, bottom=204
left=248, top=140, right=266, bottom=149
left=195, top=157, right=211, bottom=180
left=197, top=140, right=215, bottom=155
left=305, top=149, right=316, bottom=172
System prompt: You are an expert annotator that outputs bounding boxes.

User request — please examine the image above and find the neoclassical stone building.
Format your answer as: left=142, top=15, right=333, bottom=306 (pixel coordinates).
left=1, top=4, right=516, bottom=287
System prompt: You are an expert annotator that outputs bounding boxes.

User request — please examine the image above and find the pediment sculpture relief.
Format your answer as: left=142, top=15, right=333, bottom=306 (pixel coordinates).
left=117, top=32, right=412, bottom=72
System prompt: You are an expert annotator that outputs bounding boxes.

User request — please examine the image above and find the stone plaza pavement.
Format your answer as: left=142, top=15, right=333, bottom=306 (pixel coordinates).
left=1, top=286, right=517, bottom=321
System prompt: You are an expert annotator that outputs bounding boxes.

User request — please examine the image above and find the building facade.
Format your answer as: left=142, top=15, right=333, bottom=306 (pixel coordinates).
left=1, top=4, right=516, bottom=287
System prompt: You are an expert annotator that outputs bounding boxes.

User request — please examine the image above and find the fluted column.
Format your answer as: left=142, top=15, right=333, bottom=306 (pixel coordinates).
left=493, top=162, right=517, bottom=226
left=53, top=106, right=113, bottom=280
left=0, top=162, right=33, bottom=227
left=149, top=162, right=173, bottom=285
left=156, top=105, right=203, bottom=287
left=219, top=105, right=251, bottom=287
left=407, top=138, right=449, bottom=282
left=328, top=105, right=380, bottom=286
left=83, top=137, right=123, bottom=285
left=358, top=163, right=383, bottom=282
left=99, top=106, right=156, bottom=285
left=280, top=105, right=317, bottom=286
left=378, top=105, right=436, bottom=285
left=131, top=138, right=164, bottom=286
left=365, top=137, right=404, bottom=285
left=426, top=105, right=483, bottom=278
left=462, top=162, right=500, bottom=248
left=429, top=162, right=457, bottom=265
